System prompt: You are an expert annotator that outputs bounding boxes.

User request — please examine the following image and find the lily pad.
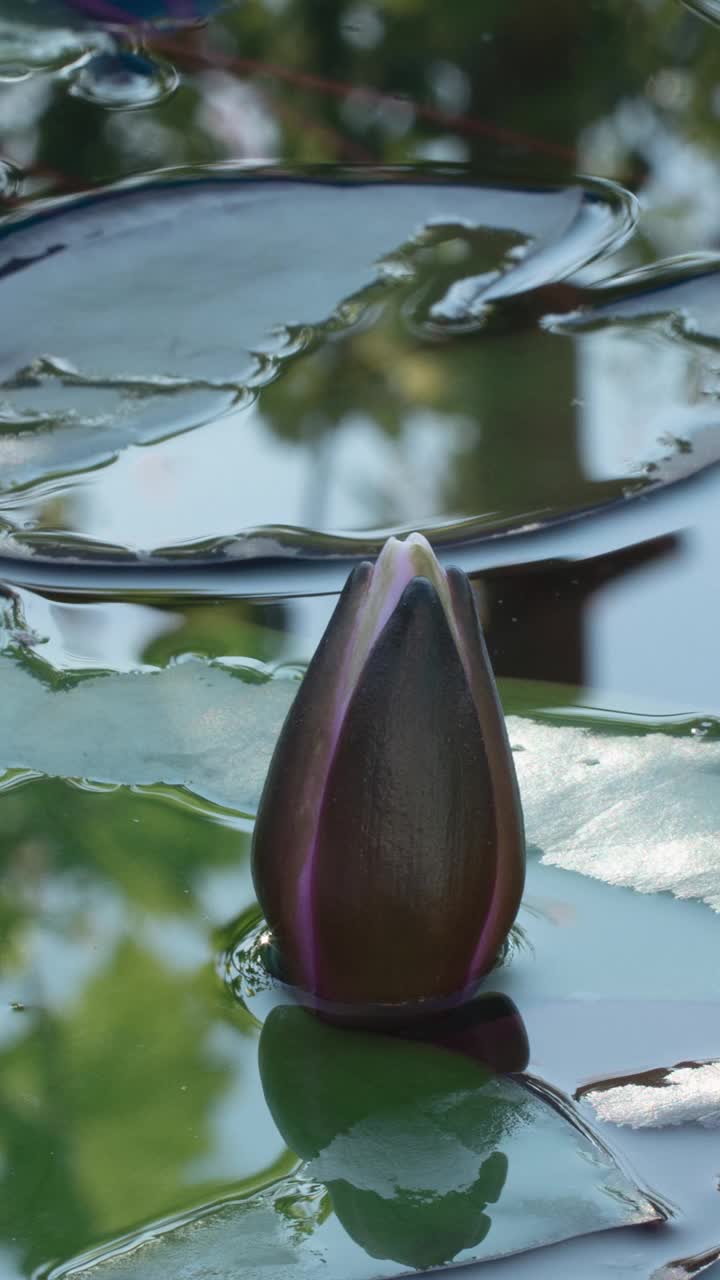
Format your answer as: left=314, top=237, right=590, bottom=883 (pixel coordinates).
left=2, top=652, right=719, bottom=914
left=53, top=1009, right=662, bottom=1280
left=577, top=1060, right=720, bottom=1130
left=507, top=716, right=720, bottom=913
left=0, top=169, right=645, bottom=558
left=0, top=653, right=297, bottom=816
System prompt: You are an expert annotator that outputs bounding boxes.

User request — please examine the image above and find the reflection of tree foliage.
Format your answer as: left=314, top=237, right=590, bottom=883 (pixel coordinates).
left=0, top=779, right=244, bottom=912
left=9, top=0, right=720, bottom=200
left=141, top=599, right=289, bottom=668
left=0, top=778, right=264, bottom=1271
left=258, top=223, right=524, bottom=438
left=0, top=947, right=231, bottom=1273
left=0, top=1017, right=95, bottom=1276
left=255, top=221, right=631, bottom=528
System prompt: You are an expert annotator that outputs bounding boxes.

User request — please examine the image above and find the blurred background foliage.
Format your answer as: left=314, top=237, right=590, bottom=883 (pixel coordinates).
left=0, top=771, right=297, bottom=1276
left=0, top=0, right=719, bottom=237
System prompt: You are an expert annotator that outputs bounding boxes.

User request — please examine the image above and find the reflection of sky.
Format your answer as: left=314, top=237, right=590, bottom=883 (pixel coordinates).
left=141, top=914, right=209, bottom=974
left=0, top=1244, right=24, bottom=1280
left=196, top=863, right=256, bottom=926
left=576, top=323, right=714, bottom=480
left=575, top=324, right=720, bottom=708
left=589, top=501, right=719, bottom=710
left=12, top=590, right=181, bottom=671
left=6, top=875, right=127, bottom=1012
left=55, top=404, right=470, bottom=546
left=186, top=1023, right=289, bottom=1183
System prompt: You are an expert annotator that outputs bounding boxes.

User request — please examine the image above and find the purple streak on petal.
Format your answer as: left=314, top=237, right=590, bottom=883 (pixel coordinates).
left=295, top=535, right=434, bottom=994
left=445, top=569, right=525, bottom=984
left=253, top=562, right=375, bottom=993
left=295, top=852, right=318, bottom=993
left=293, top=578, right=370, bottom=995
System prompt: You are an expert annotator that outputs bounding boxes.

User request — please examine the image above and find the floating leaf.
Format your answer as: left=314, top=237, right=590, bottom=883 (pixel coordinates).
left=508, top=717, right=720, bottom=913
left=54, top=1009, right=663, bottom=1280
left=2, top=655, right=719, bottom=915
left=0, top=171, right=641, bottom=557
left=577, top=1060, right=720, bottom=1130
left=651, top=1243, right=720, bottom=1280
left=0, top=654, right=297, bottom=815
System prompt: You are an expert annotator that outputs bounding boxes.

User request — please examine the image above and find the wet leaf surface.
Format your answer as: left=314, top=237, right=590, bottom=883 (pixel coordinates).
left=51, top=1010, right=664, bottom=1280
left=2, top=650, right=719, bottom=915
left=577, top=1061, right=720, bottom=1130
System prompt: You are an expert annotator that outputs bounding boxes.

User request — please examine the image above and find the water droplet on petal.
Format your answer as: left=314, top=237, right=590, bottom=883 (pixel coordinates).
left=69, top=49, right=178, bottom=108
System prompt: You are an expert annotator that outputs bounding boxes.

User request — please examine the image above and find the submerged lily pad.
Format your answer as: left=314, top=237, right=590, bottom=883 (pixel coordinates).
left=53, top=1009, right=662, bottom=1279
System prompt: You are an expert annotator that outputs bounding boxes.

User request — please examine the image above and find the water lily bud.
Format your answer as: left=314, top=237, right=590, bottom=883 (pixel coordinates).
left=251, top=532, right=525, bottom=1017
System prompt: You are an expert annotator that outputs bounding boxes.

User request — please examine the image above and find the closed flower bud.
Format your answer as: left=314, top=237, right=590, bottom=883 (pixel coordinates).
left=251, top=532, right=525, bottom=1019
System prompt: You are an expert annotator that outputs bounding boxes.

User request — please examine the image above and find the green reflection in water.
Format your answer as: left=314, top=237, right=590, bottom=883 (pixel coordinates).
left=46, top=1001, right=662, bottom=1280
left=0, top=779, right=296, bottom=1277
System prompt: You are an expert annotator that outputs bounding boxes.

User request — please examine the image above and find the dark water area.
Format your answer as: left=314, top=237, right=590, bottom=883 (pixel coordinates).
left=1, top=3, right=720, bottom=1280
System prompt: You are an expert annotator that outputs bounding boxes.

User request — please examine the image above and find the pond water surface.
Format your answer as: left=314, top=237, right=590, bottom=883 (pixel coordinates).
left=0, top=3, right=719, bottom=1279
